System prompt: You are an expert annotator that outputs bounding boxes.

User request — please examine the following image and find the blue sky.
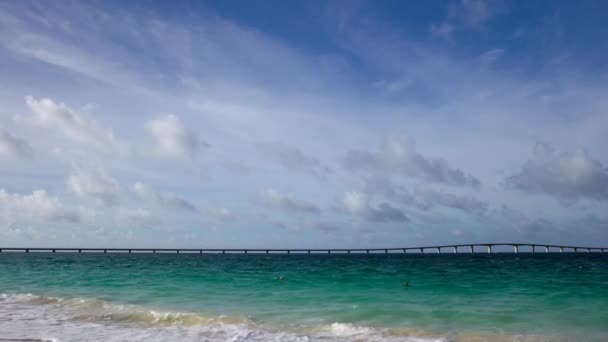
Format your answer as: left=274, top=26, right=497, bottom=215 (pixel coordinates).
left=1, top=0, right=607, bottom=248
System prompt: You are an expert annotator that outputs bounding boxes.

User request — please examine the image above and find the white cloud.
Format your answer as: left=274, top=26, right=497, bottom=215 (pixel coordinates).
left=258, top=189, right=320, bottom=214
left=68, top=168, right=122, bottom=206
left=506, top=142, right=608, bottom=201
left=257, top=142, right=331, bottom=180
left=0, top=188, right=80, bottom=224
left=204, top=207, right=235, bottom=221
left=459, top=0, right=492, bottom=27
left=0, top=129, right=32, bottom=158
left=344, top=134, right=480, bottom=187
left=145, top=114, right=204, bottom=160
left=131, top=182, right=197, bottom=212
left=24, top=96, right=127, bottom=153
left=416, top=188, right=488, bottom=215
left=430, top=22, right=454, bottom=39
left=342, top=191, right=408, bottom=223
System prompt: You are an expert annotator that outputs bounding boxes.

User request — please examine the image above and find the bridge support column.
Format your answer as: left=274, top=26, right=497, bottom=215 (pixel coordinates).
left=437, top=248, right=441, bottom=254
left=514, top=245, right=519, bottom=253
left=545, top=246, right=549, bottom=253
left=470, top=245, right=474, bottom=253
left=420, top=248, right=424, bottom=254
left=453, top=246, right=457, bottom=254
left=487, top=245, right=492, bottom=254
left=560, top=247, right=563, bottom=253
left=532, top=245, right=536, bottom=253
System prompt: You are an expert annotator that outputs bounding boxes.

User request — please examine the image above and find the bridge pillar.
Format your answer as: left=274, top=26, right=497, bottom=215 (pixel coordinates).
left=560, top=247, right=563, bottom=253
left=437, top=247, right=441, bottom=254
left=366, top=250, right=370, bottom=254
left=420, top=248, right=424, bottom=254
left=487, top=245, right=492, bottom=254
left=403, top=249, right=407, bottom=254
left=470, top=245, right=474, bottom=253
left=545, top=246, right=549, bottom=253
left=385, top=249, right=388, bottom=254
left=453, top=246, right=457, bottom=254
left=532, top=245, right=536, bottom=253
left=514, top=245, right=519, bottom=253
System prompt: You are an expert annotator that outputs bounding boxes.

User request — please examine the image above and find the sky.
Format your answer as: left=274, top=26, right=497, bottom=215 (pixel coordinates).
left=1, top=0, right=607, bottom=249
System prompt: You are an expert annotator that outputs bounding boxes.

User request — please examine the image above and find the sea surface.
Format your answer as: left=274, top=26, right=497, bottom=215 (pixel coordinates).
left=0, top=253, right=607, bottom=341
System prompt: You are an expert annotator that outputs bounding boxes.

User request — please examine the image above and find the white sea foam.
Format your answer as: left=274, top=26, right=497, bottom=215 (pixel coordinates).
left=0, top=293, right=566, bottom=342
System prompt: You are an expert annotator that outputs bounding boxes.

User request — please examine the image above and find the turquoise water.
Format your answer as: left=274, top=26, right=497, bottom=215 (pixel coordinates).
left=1, top=253, right=607, bottom=341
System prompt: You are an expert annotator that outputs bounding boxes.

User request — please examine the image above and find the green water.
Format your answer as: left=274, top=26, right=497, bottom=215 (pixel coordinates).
left=1, top=253, right=607, bottom=340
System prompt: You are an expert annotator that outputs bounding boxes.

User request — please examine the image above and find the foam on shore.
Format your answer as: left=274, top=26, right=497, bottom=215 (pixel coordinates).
left=0, top=293, right=576, bottom=342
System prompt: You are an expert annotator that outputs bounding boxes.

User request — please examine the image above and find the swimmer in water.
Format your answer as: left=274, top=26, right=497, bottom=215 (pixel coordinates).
left=403, top=281, right=409, bottom=287
left=278, top=276, right=285, bottom=281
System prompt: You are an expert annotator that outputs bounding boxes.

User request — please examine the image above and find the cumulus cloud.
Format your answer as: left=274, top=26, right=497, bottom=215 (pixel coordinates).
left=68, top=168, right=122, bottom=206
left=145, top=114, right=205, bottom=160
left=416, top=188, right=488, bottom=215
left=344, top=135, right=480, bottom=187
left=131, top=182, right=197, bottom=212
left=258, top=189, right=320, bottom=214
left=0, top=129, right=32, bottom=158
left=24, top=96, right=127, bottom=153
left=0, top=189, right=80, bottom=224
left=257, top=142, right=331, bottom=180
left=342, top=191, right=408, bottom=223
left=506, top=142, right=608, bottom=201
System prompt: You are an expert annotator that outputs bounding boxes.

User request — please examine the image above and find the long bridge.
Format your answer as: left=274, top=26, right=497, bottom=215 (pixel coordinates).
left=0, top=243, right=606, bottom=254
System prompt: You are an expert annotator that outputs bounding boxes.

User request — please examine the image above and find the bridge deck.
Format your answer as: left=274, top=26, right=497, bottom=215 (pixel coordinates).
left=0, top=243, right=605, bottom=254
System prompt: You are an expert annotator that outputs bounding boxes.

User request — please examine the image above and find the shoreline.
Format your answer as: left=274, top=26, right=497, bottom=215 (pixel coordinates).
left=0, top=292, right=601, bottom=342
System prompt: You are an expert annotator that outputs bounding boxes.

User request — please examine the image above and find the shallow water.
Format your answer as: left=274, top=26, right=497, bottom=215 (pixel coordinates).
left=1, top=253, right=607, bottom=341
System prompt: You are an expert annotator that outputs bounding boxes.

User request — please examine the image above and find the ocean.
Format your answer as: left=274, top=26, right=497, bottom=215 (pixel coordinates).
left=0, top=253, right=607, bottom=341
